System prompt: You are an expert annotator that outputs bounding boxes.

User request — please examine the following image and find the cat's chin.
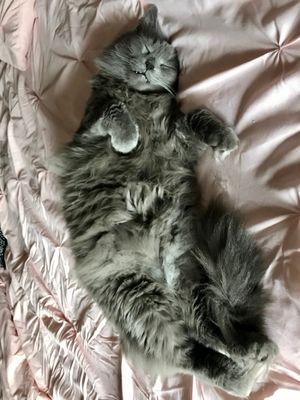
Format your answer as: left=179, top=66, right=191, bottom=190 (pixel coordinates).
left=131, top=81, right=164, bottom=93
left=128, top=73, right=170, bottom=93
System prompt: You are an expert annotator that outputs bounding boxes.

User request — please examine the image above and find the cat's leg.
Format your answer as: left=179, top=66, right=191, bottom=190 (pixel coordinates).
left=76, top=242, right=244, bottom=395
left=75, top=234, right=267, bottom=397
left=181, top=109, right=239, bottom=157
left=75, top=236, right=188, bottom=366
left=90, top=101, right=139, bottom=153
left=124, top=326, right=269, bottom=397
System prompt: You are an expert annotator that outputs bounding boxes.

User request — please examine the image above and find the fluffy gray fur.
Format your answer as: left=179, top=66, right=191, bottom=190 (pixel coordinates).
left=55, top=6, right=277, bottom=396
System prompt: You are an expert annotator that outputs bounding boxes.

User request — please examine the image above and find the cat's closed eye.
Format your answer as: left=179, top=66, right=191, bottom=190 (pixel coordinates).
left=160, top=64, right=176, bottom=71
left=143, top=45, right=151, bottom=55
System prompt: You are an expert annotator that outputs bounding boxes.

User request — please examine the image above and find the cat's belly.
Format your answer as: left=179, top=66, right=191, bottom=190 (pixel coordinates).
left=112, top=222, right=165, bottom=281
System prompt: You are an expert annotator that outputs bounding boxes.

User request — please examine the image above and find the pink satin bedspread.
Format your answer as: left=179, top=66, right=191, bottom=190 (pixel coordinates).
left=0, top=0, right=300, bottom=399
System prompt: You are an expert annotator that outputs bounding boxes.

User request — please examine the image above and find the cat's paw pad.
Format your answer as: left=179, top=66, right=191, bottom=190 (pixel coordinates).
left=208, top=127, right=239, bottom=159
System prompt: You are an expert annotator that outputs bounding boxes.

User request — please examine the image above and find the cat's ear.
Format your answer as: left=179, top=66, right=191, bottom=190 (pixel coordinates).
left=137, top=5, right=165, bottom=39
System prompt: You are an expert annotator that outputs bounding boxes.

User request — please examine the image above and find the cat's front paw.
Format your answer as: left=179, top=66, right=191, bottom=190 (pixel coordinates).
left=102, top=102, right=140, bottom=154
left=186, top=110, right=239, bottom=159
left=111, top=123, right=139, bottom=154
left=208, top=127, right=239, bottom=160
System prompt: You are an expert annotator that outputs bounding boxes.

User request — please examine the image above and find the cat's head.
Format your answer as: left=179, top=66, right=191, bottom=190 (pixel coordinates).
left=96, top=5, right=178, bottom=94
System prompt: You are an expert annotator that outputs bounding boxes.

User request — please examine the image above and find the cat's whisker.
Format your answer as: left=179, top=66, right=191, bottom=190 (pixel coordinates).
left=150, top=75, right=175, bottom=96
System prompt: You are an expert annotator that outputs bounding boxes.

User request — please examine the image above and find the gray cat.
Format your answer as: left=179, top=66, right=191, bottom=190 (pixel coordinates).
left=55, top=6, right=278, bottom=397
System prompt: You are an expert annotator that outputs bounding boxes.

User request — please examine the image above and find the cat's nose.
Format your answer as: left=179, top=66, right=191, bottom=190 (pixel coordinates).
left=145, top=58, right=154, bottom=70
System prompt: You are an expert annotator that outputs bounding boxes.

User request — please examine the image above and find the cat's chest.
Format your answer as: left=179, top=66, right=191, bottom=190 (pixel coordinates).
left=130, top=100, right=171, bottom=139
left=149, top=104, right=169, bottom=130
left=114, top=89, right=172, bottom=132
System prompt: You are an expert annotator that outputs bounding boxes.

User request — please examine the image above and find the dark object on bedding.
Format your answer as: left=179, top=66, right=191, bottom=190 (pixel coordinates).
left=54, top=5, right=278, bottom=397
left=0, top=228, right=7, bottom=269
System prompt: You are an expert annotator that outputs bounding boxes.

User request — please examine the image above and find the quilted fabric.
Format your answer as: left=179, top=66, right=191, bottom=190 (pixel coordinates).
left=0, top=0, right=35, bottom=70
left=0, top=0, right=299, bottom=399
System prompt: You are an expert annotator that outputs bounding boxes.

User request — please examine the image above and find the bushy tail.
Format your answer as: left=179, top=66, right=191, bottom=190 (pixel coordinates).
left=194, top=200, right=268, bottom=343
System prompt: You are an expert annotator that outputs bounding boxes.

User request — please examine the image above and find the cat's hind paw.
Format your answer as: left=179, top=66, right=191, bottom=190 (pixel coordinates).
left=125, top=183, right=164, bottom=218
